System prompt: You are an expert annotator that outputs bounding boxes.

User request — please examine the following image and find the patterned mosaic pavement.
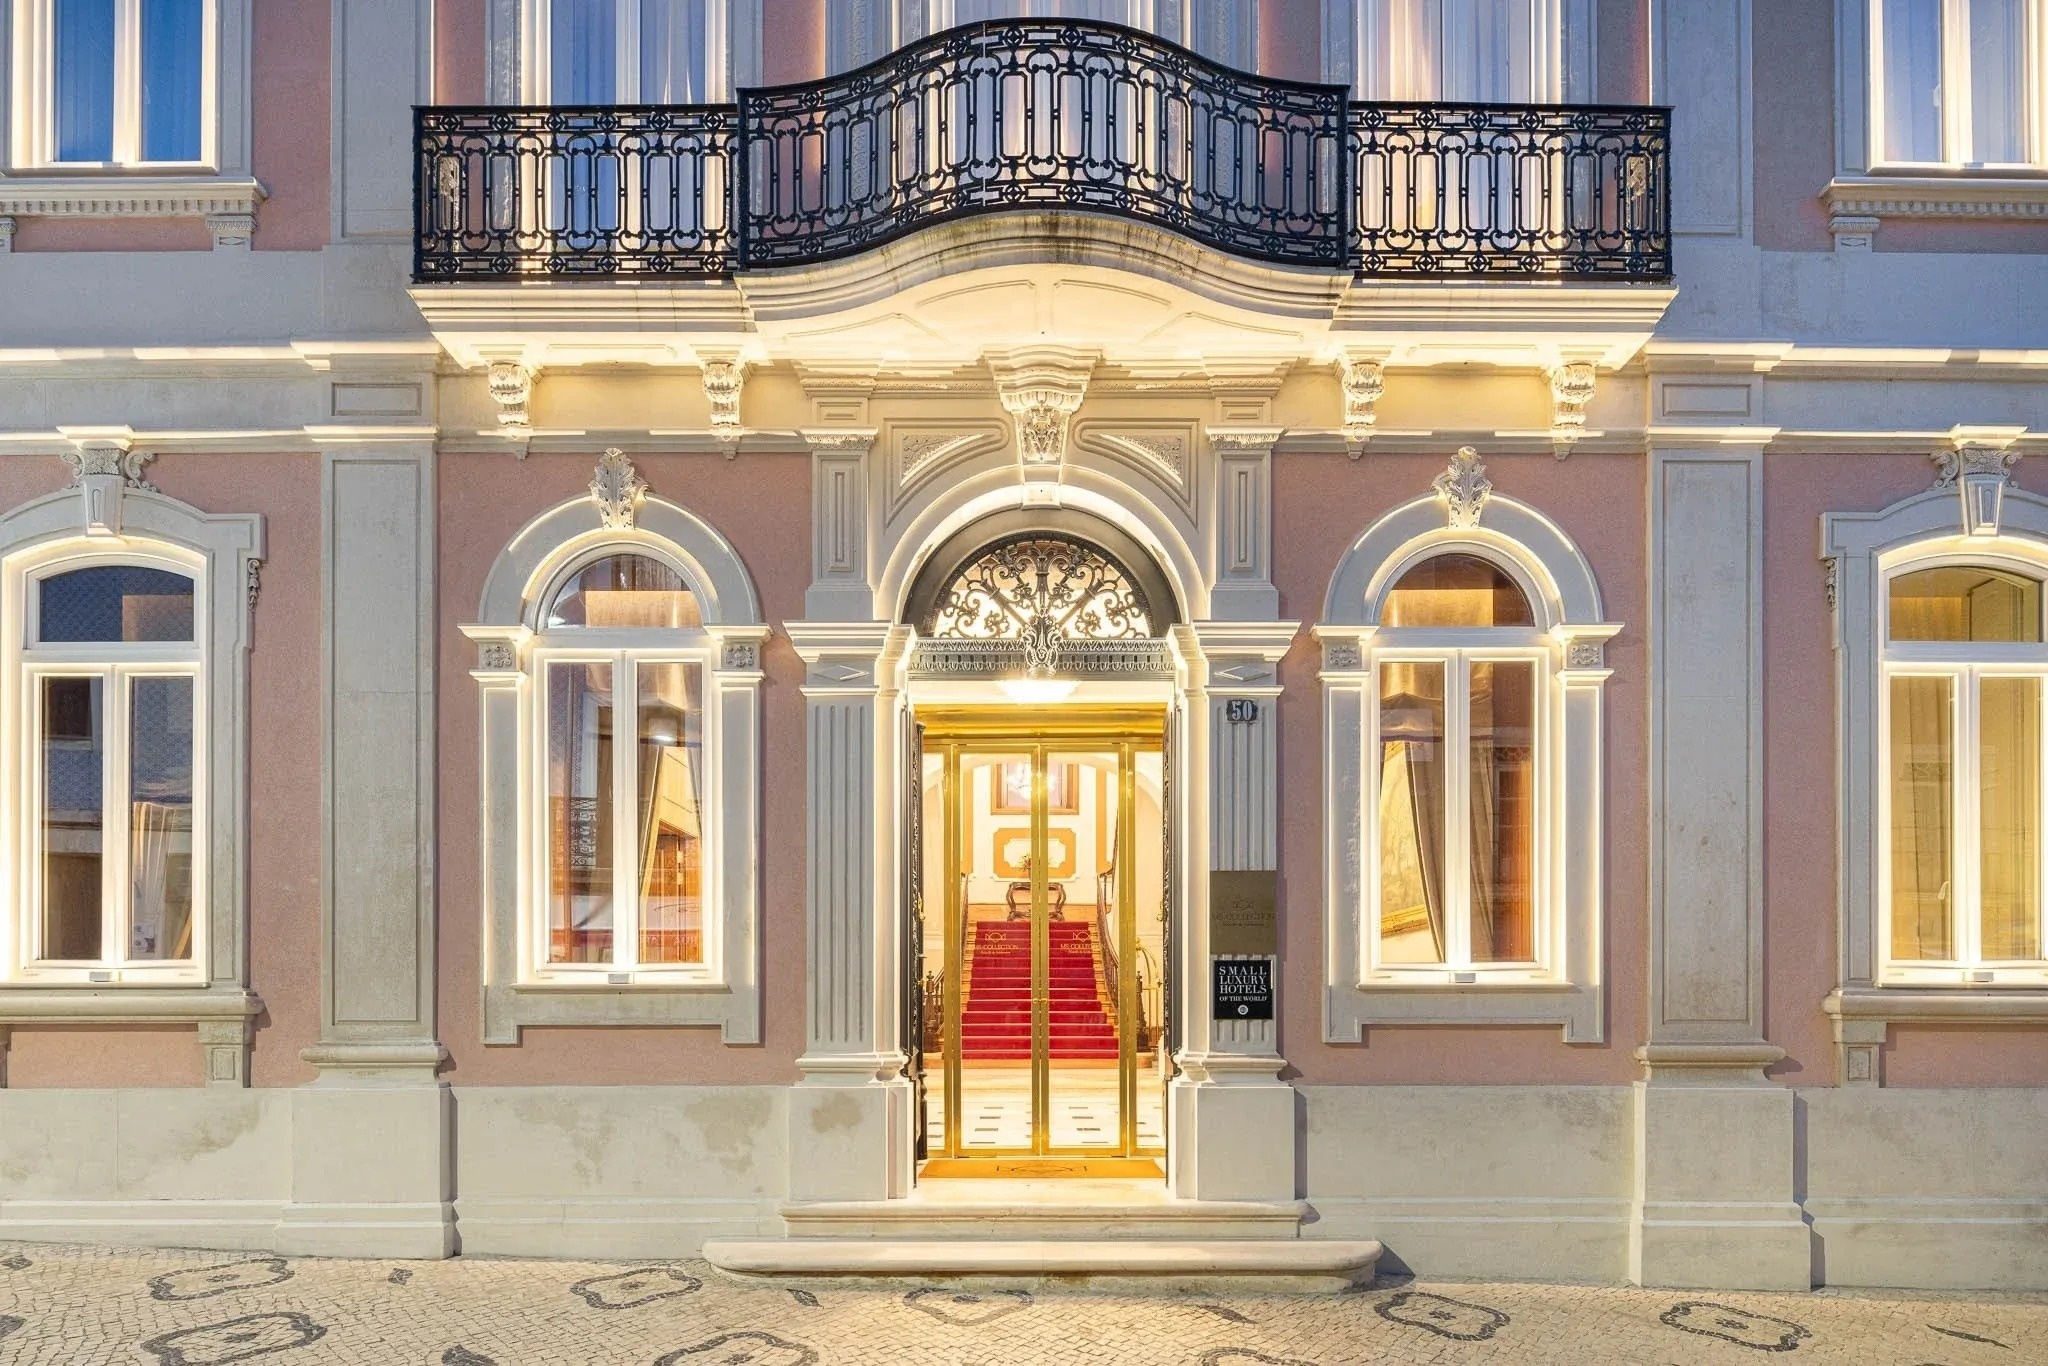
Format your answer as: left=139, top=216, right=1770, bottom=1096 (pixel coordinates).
left=1, top=1240, right=2044, bottom=1365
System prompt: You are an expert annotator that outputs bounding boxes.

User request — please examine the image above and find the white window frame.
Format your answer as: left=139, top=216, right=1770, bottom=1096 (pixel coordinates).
left=1866, top=0, right=2048, bottom=171
left=0, top=478, right=261, bottom=1085
left=1363, top=632, right=1557, bottom=983
left=14, top=548, right=206, bottom=982
left=513, top=0, right=743, bottom=103
left=8, top=0, right=218, bottom=169
left=1321, top=0, right=1596, bottom=102
left=1823, top=478, right=2048, bottom=1086
left=463, top=477, right=766, bottom=1045
left=524, top=594, right=722, bottom=987
left=1318, top=484, right=1616, bottom=1043
left=0, top=0, right=258, bottom=241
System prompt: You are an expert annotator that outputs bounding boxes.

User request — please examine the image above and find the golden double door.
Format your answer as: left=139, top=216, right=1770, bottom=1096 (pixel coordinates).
left=914, top=708, right=1168, bottom=1176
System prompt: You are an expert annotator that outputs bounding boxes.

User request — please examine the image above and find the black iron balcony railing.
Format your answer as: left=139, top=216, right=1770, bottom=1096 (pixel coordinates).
left=415, top=20, right=1669, bottom=284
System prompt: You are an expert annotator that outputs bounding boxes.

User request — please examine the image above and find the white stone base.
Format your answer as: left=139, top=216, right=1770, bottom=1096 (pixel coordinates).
left=1629, top=1083, right=1813, bottom=1290
left=1170, top=1074, right=1297, bottom=1202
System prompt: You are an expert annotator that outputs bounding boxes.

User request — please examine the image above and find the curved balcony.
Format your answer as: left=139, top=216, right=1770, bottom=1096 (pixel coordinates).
left=414, top=20, right=1669, bottom=284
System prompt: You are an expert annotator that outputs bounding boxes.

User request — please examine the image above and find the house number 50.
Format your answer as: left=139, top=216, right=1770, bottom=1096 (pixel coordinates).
left=1224, top=699, right=1260, bottom=724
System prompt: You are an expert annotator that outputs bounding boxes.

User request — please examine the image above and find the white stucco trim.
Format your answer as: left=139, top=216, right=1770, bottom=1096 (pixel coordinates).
left=1319, top=490, right=1616, bottom=1043
left=1823, top=480, right=2048, bottom=1084
left=463, top=487, right=765, bottom=1044
left=0, top=482, right=262, bottom=1083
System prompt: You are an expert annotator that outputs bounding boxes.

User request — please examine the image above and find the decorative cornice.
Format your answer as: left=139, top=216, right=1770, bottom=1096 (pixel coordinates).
left=1432, top=446, right=1492, bottom=528
left=590, top=447, right=648, bottom=530
left=0, top=175, right=266, bottom=222
left=1822, top=174, right=2048, bottom=222
left=1206, top=426, right=1286, bottom=455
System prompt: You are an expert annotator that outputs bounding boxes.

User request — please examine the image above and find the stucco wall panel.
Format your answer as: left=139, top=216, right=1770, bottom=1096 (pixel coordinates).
left=436, top=448, right=809, bottom=1085
left=5, top=1027, right=200, bottom=1088
left=1274, top=448, right=1648, bottom=1084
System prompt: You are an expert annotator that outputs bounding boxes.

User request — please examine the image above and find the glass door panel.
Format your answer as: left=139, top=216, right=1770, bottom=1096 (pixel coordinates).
left=1044, top=749, right=1123, bottom=1152
left=1133, top=747, right=1166, bottom=1155
left=951, top=750, right=1036, bottom=1152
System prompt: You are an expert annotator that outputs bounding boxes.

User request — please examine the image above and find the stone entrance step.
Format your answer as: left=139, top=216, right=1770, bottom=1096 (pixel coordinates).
left=701, top=1238, right=1383, bottom=1294
left=776, top=1178, right=1304, bottom=1241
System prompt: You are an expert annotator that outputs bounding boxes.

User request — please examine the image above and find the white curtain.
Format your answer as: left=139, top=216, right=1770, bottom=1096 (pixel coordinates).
left=548, top=0, right=715, bottom=102
left=1879, top=0, right=1945, bottom=161
left=1355, top=0, right=1564, bottom=102
left=945, top=1, right=1141, bottom=24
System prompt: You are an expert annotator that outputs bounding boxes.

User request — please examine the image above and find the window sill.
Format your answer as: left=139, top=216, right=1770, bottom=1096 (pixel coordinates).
left=0, top=174, right=267, bottom=250
left=486, top=978, right=751, bottom=1043
left=1822, top=174, right=2048, bottom=247
left=1326, top=977, right=1600, bottom=1043
left=1825, top=985, right=2048, bottom=1087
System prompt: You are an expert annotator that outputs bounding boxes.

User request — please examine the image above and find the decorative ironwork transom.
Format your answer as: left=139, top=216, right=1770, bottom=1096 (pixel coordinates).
left=921, top=534, right=1158, bottom=678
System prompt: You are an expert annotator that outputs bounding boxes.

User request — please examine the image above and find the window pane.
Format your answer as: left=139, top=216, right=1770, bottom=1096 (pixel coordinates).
left=546, top=554, right=700, bottom=629
left=636, top=661, right=704, bottom=965
left=38, top=566, right=196, bottom=643
left=641, top=0, right=711, bottom=102
left=1469, top=660, right=1535, bottom=962
left=1968, top=0, right=2028, bottom=163
left=53, top=0, right=116, bottom=162
left=1383, top=553, right=1534, bottom=628
left=1879, top=0, right=1944, bottom=161
left=41, top=676, right=105, bottom=961
left=140, top=0, right=204, bottom=162
left=551, top=0, right=618, bottom=102
left=129, top=676, right=196, bottom=961
left=1889, top=674, right=1954, bottom=960
left=1888, top=566, right=2042, bottom=642
left=1978, top=675, right=2041, bottom=960
left=1379, top=660, right=1446, bottom=964
left=546, top=661, right=616, bottom=964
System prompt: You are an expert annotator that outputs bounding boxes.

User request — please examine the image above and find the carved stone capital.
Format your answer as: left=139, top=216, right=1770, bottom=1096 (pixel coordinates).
left=799, top=428, right=878, bottom=458
left=1339, top=354, right=1385, bottom=452
left=590, top=447, right=648, bottom=530
left=1933, top=426, right=2028, bottom=537
left=58, top=427, right=154, bottom=536
left=486, top=359, right=537, bottom=443
left=988, top=346, right=1096, bottom=468
left=205, top=211, right=256, bottom=250
left=702, top=354, right=747, bottom=447
left=1548, top=360, right=1598, bottom=454
left=1432, top=446, right=1492, bottom=528
left=1207, top=426, right=1286, bottom=456
left=0, top=216, right=15, bottom=252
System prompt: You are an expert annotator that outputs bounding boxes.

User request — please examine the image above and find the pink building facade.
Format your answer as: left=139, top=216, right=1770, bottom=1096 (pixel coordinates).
left=0, top=0, right=2043, bottom=1290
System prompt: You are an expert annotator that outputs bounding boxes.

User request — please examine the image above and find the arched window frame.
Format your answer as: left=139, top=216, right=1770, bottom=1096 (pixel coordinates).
left=0, top=480, right=261, bottom=1082
left=463, top=475, right=767, bottom=1044
left=1824, top=479, right=2048, bottom=1084
left=1317, top=484, right=1616, bottom=1043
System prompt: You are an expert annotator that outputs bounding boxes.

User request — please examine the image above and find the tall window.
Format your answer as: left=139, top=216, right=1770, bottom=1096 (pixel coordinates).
left=17, top=0, right=213, bottom=166
left=1369, top=553, right=1546, bottom=976
left=931, top=1, right=1143, bottom=23
left=1871, top=0, right=2044, bottom=166
left=15, top=558, right=202, bottom=979
left=1351, top=0, right=1566, bottom=101
left=537, top=0, right=724, bottom=102
left=532, top=552, right=711, bottom=979
left=1883, top=561, right=2048, bottom=976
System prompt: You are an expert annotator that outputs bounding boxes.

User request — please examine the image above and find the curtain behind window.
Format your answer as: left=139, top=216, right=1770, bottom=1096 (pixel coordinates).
left=140, top=0, right=203, bottom=161
left=1356, top=0, right=1563, bottom=102
left=948, top=1, right=1140, bottom=23
left=54, top=0, right=117, bottom=161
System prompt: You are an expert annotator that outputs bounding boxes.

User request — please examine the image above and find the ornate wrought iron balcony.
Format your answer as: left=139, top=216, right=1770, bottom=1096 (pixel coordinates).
left=415, top=21, right=1669, bottom=283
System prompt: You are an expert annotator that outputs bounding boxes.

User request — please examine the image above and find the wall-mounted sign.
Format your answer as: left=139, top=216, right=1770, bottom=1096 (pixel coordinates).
left=1213, top=958, right=1274, bottom=1021
left=1224, top=698, right=1260, bottom=724
left=1209, top=870, right=1277, bottom=955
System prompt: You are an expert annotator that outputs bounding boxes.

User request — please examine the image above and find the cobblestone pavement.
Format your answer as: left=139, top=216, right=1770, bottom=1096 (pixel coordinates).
left=2, top=1241, right=2045, bottom=1366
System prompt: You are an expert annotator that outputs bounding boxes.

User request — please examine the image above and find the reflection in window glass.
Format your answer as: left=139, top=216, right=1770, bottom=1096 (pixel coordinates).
left=1469, top=660, right=1535, bottom=962
left=1888, top=566, right=2042, bottom=642
left=54, top=0, right=117, bottom=162
left=38, top=566, right=196, bottom=643
left=41, top=676, right=106, bottom=961
left=1979, top=675, right=2041, bottom=959
left=636, top=662, right=704, bottom=965
left=551, top=0, right=619, bottom=101
left=1889, top=674, right=1954, bottom=960
left=1382, top=554, right=1534, bottom=628
left=1880, top=0, right=1944, bottom=162
left=1968, top=0, right=2028, bottom=164
left=546, top=661, right=616, bottom=964
left=546, top=555, right=700, bottom=629
left=1379, top=661, right=1446, bottom=964
left=140, top=0, right=203, bottom=161
left=129, top=676, right=196, bottom=961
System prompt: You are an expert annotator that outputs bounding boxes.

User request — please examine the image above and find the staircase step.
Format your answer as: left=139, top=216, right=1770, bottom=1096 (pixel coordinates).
left=703, top=1237, right=1380, bottom=1292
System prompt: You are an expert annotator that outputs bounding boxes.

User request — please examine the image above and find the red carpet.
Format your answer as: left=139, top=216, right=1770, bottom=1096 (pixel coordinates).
left=959, top=920, right=1118, bottom=1061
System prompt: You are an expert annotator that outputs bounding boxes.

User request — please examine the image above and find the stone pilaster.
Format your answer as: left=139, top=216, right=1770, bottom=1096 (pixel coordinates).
left=278, top=439, right=452, bottom=1258
left=1206, top=428, right=1282, bottom=620
left=1633, top=441, right=1808, bottom=1289
left=785, top=622, right=915, bottom=1203
left=802, top=429, right=878, bottom=620
left=1169, top=621, right=1301, bottom=1203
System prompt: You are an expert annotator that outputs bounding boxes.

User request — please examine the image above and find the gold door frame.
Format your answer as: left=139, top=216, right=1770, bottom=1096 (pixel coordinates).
left=919, top=707, right=1166, bottom=1172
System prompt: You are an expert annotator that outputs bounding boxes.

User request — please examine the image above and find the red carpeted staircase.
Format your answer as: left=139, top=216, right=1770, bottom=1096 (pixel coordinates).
left=959, top=920, right=1119, bottom=1061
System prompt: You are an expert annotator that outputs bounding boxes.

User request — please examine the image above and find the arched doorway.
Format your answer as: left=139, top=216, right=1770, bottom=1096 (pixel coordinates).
left=901, top=515, right=1179, bottom=1178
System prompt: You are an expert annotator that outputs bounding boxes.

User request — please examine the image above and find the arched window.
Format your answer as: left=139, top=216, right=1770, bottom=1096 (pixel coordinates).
left=18, top=558, right=202, bottom=972
left=1881, top=559, right=2048, bottom=971
left=464, top=453, right=766, bottom=1042
left=1319, top=453, right=1616, bottom=1042
left=1370, top=552, right=1545, bottom=973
